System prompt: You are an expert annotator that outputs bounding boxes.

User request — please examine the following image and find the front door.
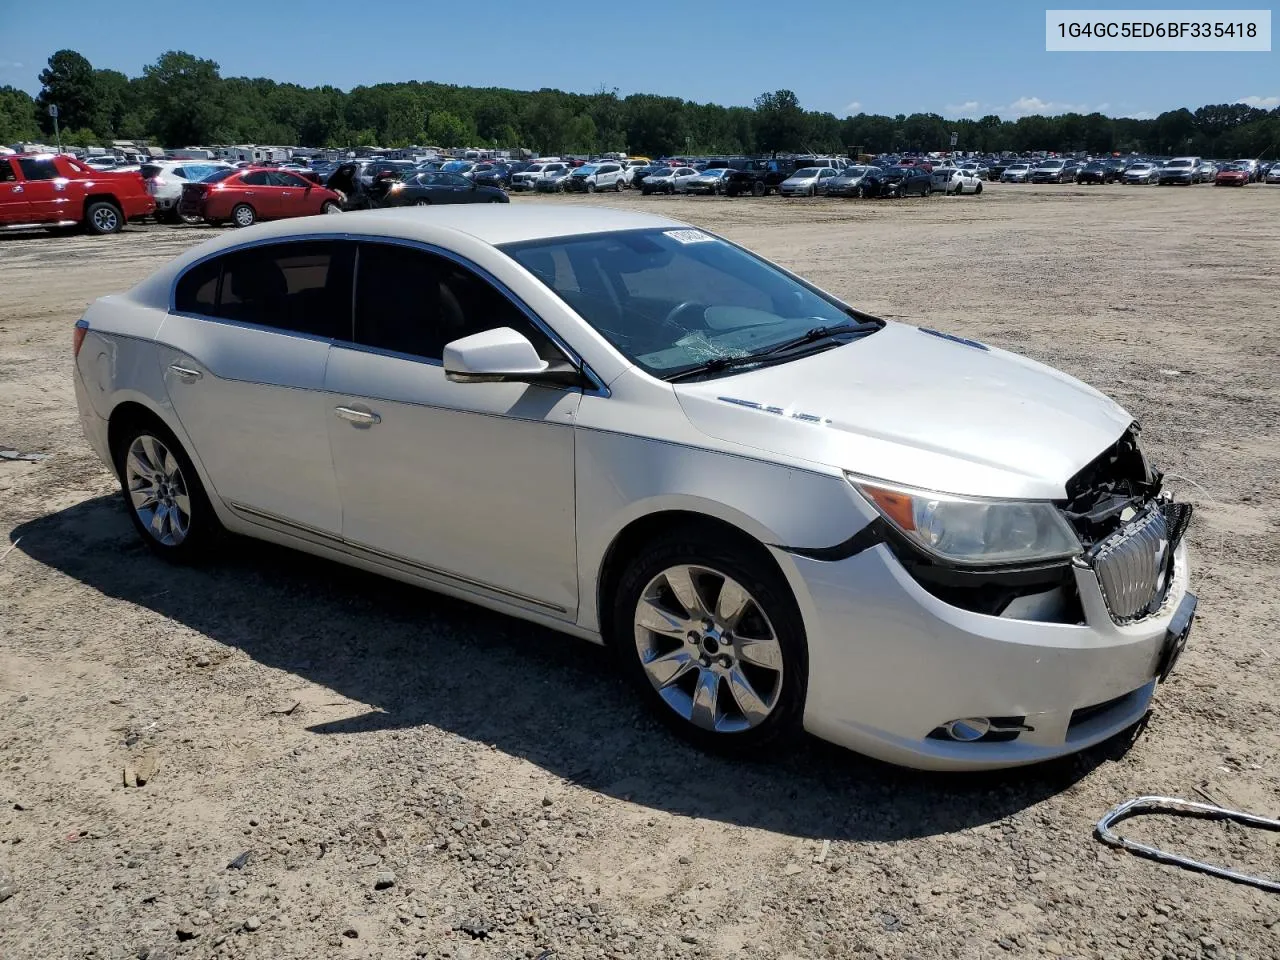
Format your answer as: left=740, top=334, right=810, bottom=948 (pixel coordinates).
left=158, top=239, right=354, bottom=534
left=325, top=241, right=580, bottom=615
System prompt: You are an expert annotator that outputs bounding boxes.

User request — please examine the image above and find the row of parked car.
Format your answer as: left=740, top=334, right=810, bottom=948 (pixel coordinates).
left=997, top=155, right=1277, bottom=186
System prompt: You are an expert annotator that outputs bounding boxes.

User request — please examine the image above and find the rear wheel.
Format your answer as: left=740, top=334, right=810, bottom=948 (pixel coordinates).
left=231, top=203, right=256, bottom=228
left=752, top=181, right=765, bottom=197
left=613, top=530, right=807, bottom=754
left=84, top=201, right=124, bottom=235
left=615, top=180, right=623, bottom=192
left=112, top=418, right=219, bottom=563
left=923, top=183, right=932, bottom=197
left=974, top=183, right=982, bottom=194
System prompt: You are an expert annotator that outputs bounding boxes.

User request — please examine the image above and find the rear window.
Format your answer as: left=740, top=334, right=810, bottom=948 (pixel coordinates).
left=202, top=168, right=238, bottom=184
left=17, top=158, right=58, bottom=181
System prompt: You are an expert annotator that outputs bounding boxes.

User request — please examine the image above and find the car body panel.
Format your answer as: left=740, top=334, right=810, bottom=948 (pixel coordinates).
left=73, top=207, right=1194, bottom=772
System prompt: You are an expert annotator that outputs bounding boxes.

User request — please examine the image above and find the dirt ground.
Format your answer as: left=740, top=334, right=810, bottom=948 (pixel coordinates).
left=2, top=183, right=1279, bottom=960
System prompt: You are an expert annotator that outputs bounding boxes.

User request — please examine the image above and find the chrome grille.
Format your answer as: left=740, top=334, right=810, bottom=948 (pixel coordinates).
left=1088, top=504, right=1172, bottom=623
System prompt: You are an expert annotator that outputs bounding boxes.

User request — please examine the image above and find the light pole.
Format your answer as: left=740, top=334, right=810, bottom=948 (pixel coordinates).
left=49, top=104, right=61, bottom=153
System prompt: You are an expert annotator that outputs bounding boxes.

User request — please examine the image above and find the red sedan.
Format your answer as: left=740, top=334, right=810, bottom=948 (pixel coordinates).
left=1214, top=164, right=1250, bottom=186
left=178, top=167, right=344, bottom=227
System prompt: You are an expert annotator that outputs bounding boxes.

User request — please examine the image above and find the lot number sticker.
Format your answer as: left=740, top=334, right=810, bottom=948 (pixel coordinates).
left=664, top=229, right=716, bottom=244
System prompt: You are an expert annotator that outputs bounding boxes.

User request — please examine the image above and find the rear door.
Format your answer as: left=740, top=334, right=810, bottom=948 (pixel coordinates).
left=237, top=170, right=279, bottom=217
left=159, top=240, right=354, bottom=534
left=14, top=157, right=65, bottom=222
left=0, top=159, right=28, bottom=224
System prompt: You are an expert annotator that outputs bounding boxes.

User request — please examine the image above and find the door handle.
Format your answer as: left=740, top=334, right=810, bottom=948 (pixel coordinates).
left=168, top=363, right=202, bottom=381
left=334, top=406, right=381, bottom=425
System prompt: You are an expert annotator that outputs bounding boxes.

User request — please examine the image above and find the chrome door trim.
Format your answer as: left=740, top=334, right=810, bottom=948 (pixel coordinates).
left=166, top=232, right=610, bottom=397
left=224, top=499, right=569, bottom=615
left=333, top=405, right=381, bottom=424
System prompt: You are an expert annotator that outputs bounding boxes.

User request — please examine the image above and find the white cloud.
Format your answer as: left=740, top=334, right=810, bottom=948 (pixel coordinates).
left=0, top=59, right=24, bottom=69
left=843, top=100, right=862, bottom=113
left=1006, top=96, right=1092, bottom=115
left=1236, top=94, right=1280, bottom=108
left=1119, top=110, right=1156, bottom=120
left=945, top=100, right=981, bottom=117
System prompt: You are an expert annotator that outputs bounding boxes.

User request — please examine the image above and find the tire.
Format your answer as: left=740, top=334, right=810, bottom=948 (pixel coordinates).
left=321, top=201, right=342, bottom=215
left=414, top=198, right=431, bottom=206
left=612, top=529, right=807, bottom=754
left=84, top=201, right=124, bottom=235
left=751, top=181, right=765, bottom=197
left=111, top=417, right=219, bottom=563
left=922, top=184, right=932, bottom=197
left=974, top=183, right=982, bottom=195
left=615, top=180, right=623, bottom=192
left=586, top=182, right=596, bottom=193
left=231, top=203, right=256, bottom=228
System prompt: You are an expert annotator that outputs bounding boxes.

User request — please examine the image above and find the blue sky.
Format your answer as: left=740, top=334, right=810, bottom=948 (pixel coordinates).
left=1, top=2, right=1275, bottom=118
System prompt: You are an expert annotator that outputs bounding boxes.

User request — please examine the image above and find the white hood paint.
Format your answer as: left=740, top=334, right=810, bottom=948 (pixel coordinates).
left=673, top=322, right=1133, bottom=501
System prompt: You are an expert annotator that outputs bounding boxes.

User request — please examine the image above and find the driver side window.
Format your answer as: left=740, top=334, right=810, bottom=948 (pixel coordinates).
left=353, top=243, right=560, bottom=363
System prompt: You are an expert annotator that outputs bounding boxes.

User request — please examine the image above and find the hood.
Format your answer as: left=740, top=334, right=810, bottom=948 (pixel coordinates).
left=672, top=322, right=1133, bottom=500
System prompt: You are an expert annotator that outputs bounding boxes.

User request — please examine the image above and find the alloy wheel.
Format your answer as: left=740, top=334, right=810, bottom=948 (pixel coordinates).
left=125, top=434, right=192, bottom=546
left=633, top=564, right=784, bottom=733
left=92, top=206, right=120, bottom=232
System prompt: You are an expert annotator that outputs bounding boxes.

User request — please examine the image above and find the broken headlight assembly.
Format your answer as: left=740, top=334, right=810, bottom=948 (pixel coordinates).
left=846, top=475, right=1082, bottom=566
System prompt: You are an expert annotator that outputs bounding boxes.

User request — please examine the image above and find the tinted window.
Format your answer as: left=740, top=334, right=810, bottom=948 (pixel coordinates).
left=269, top=171, right=310, bottom=187
left=17, top=158, right=58, bottom=181
left=0, top=161, right=15, bottom=183
left=174, top=258, right=221, bottom=316
left=194, top=241, right=354, bottom=339
left=240, top=171, right=271, bottom=186
left=203, top=168, right=238, bottom=184
left=353, top=243, right=557, bottom=362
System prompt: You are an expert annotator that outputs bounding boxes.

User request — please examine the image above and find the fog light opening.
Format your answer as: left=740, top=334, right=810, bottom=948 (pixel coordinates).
left=928, top=716, right=1032, bottom=744
left=944, top=718, right=991, bottom=742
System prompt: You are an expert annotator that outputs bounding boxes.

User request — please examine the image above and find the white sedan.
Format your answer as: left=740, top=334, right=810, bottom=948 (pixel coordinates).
left=935, top=167, right=984, bottom=195
left=72, top=206, right=1196, bottom=771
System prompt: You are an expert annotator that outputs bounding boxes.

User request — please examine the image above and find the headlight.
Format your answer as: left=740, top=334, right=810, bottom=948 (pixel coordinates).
left=847, top=475, right=1081, bottom=565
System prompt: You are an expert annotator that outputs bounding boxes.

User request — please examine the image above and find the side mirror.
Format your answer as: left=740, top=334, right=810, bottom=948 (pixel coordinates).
left=445, top=328, right=589, bottom=388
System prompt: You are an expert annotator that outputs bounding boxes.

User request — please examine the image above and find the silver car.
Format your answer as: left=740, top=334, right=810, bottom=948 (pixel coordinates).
left=1000, top=163, right=1031, bottom=183
left=72, top=206, right=1196, bottom=771
left=778, top=166, right=838, bottom=196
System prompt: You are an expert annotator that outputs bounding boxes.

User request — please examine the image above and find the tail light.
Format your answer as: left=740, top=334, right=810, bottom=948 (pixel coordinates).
left=73, top=318, right=89, bottom=358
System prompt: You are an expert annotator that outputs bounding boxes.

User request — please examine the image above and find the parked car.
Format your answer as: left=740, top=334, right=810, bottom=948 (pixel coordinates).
left=360, top=160, right=417, bottom=189
left=382, top=171, right=508, bottom=205
left=470, top=163, right=513, bottom=189
left=512, top=162, right=569, bottom=191
left=1000, top=163, right=1031, bottom=183
left=935, top=167, right=984, bottom=195
left=874, top=165, right=934, bottom=197
left=825, top=165, right=877, bottom=197
left=1214, top=162, right=1251, bottom=186
left=1158, top=157, right=1201, bottom=185
left=0, top=153, right=154, bottom=234
left=141, top=160, right=236, bottom=223
left=778, top=166, right=838, bottom=197
left=621, top=158, right=651, bottom=186
left=1265, top=165, right=1280, bottom=184
left=72, top=205, right=1197, bottom=771
left=533, top=168, right=572, bottom=193
left=1121, top=162, right=1161, bottom=185
left=1029, top=159, right=1078, bottom=183
left=177, top=168, right=344, bottom=227
left=564, top=162, right=626, bottom=193
left=1075, top=161, right=1118, bottom=185
left=684, top=168, right=742, bottom=195
left=640, top=166, right=699, bottom=194
left=985, top=161, right=1010, bottom=181
left=1232, top=158, right=1261, bottom=182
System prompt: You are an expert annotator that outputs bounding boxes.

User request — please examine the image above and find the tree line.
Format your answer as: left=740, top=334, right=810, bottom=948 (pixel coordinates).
left=2, top=49, right=1277, bottom=160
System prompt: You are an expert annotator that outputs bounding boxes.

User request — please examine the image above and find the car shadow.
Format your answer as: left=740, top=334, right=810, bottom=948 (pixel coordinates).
left=10, top=495, right=1140, bottom=842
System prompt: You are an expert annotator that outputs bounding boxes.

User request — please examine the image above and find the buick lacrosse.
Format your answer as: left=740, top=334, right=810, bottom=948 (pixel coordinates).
left=72, top=206, right=1196, bottom=770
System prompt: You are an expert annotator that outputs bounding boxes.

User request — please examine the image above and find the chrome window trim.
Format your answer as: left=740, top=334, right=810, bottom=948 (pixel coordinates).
left=167, top=232, right=611, bottom=398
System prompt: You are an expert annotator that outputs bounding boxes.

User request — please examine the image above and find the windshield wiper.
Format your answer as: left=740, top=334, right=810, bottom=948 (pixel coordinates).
left=664, top=321, right=878, bottom=383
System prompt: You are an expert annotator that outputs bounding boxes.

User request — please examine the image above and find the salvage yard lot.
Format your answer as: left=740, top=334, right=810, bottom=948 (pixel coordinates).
left=2, top=183, right=1279, bottom=960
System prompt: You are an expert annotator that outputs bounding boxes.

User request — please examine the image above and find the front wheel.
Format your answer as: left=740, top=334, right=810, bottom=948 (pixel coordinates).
left=321, top=201, right=342, bottom=215
left=922, top=184, right=932, bottom=197
left=751, top=181, right=765, bottom=197
left=112, top=420, right=219, bottom=563
left=615, top=180, right=623, bottom=192
left=614, top=532, right=807, bottom=753
left=586, top=182, right=596, bottom=193
left=974, top=182, right=982, bottom=194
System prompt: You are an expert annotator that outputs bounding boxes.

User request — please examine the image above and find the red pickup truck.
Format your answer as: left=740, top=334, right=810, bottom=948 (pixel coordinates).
left=0, top=153, right=155, bottom=234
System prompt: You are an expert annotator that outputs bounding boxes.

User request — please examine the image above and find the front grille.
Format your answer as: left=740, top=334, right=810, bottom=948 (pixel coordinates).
left=1086, top=501, right=1191, bottom=622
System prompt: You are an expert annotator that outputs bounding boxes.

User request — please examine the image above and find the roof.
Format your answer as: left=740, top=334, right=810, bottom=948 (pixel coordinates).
left=317, top=204, right=683, bottom=246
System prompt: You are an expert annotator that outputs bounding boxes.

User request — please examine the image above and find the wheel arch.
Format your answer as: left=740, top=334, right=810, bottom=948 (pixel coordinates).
left=83, top=193, right=123, bottom=218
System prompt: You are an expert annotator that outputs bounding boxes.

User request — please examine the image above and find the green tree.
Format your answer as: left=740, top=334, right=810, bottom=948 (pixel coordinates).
left=753, top=89, right=805, bottom=154
left=36, top=50, right=102, bottom=136
left=141, top=51, right=228, bottom=146
left=0, top=86, right=42, bottom=143
left=426, top=110, right=469, bottom=147
left=523, top=92, right=570, bottom=154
